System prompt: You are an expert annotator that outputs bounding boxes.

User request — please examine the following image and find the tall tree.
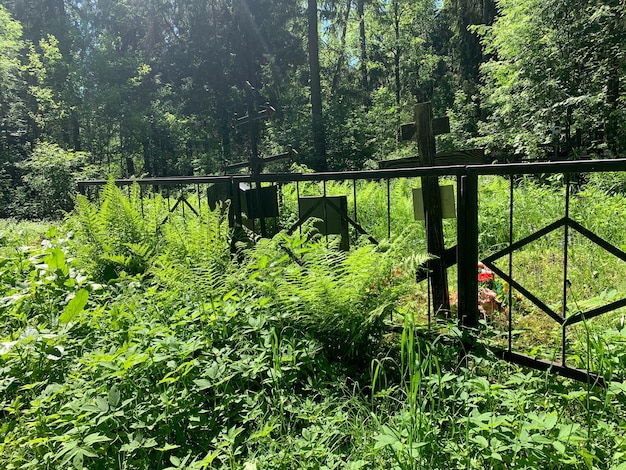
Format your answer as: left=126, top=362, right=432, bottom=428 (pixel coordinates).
left=0, top=5, right=27, bottom=173
left=330, top=0, right=352, bottom=97
left=392, top=0, right=401, bottom=106
left=476, top=0, right=625, bottom=156
left=308, top=0, right=328, bottom=170
left=357, top=0, right=370, bottom=107
left=5, top=0, right=83, bottom=150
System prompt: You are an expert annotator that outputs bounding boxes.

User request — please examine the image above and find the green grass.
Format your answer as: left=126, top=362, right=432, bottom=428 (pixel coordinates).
left=0, top=219, right=54, bottom=255
left=1, top=177, right=626, bottom=469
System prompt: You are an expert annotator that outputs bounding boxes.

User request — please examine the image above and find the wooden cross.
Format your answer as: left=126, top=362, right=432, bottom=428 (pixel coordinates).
left=379, top=118, right=485, bottom=169
left=229, top=97, right=273, bottom=174
left=225, top=147, right=297, bottom=175
left=383, top=105, right=490, bottom=316
left=227, top=85, right=297, bottom=175
left=412, top=103, right=451, bottom=315
left=380, top=104, right=487, bottom=316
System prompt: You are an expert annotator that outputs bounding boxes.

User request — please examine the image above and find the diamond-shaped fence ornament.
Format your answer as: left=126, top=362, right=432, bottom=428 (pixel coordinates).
left=482, top=216, right=626, bottom=326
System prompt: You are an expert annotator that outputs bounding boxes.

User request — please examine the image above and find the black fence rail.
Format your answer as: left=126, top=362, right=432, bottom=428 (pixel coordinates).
left=79, top=158, right=626, bottom=384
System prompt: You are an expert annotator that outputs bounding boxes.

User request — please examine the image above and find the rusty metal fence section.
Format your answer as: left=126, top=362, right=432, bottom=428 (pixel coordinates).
left=78, top=158, right=626, bottom=384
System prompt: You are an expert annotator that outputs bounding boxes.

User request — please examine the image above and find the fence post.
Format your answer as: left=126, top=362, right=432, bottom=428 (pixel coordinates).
left=229, top=177, right=244, bottom=256
left=457, top=171, right=479, bottom=328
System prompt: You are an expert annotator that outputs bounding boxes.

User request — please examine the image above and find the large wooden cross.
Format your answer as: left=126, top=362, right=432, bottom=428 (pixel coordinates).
left=382, top=102, right=484, bottom=315
left=414, top=103, right=450, bottom=315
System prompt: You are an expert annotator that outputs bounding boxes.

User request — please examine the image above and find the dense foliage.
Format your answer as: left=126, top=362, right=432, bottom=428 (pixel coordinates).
left=0, top=0, right=624, bottom=218
left=2, top=179, right=626, bottom=469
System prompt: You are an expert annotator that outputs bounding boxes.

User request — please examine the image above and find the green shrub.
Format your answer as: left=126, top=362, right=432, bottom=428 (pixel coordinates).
left=15, top=142, right=94, bottom=219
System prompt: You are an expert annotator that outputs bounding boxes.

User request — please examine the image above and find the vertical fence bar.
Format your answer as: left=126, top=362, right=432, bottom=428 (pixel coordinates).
left=386, top=179, right=391, bottom=239
left=508, top=174, right=514, bottom=352
left=230, top=177, right=244, bottom=257
left=182, top=186, right=185, bottom=217
left=140, top=185, right=145, bottom=217
left=154, top=188, right=159, bottom=233
left=562, top=172, right=571, bottom=366
left=353, top=179, right=358, bottom=224
left=257, top=182, right=268, bottom=237
left=296, top=181, right=302, bottom=236
left=323, top=180, right=328, bottom=244
left=234, top=179, right=243, bottom=228
left=227, top=178, right=234, bottom=229
left=196, top=184, right=201, bottom=217
left=457, top=170, right=479, bottom=328
left=426, top=267, right=433, bottom=331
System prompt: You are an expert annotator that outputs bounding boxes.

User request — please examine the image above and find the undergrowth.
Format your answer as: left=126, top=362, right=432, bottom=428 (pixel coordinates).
left=1, top=181, right=626, bottom=469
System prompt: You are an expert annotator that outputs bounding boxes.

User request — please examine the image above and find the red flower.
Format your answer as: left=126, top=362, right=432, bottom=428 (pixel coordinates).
left=478, top=269, right=493, bottom=283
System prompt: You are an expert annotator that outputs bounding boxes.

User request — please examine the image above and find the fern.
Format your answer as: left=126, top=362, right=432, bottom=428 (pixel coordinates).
left=66, top=181, right=160, bottom=281
left=152, top=202, right=232, bottom=301
left=233, top=224, right=428, bottom=361
left=65, top=181, right=427, bottom=364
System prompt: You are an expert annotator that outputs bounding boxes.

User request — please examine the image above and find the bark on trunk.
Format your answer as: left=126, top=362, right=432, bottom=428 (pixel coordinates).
left=308, top=0, right=327, bottom=171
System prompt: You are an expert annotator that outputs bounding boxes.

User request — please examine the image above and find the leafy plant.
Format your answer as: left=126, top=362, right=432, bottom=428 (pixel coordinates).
left=68, top=181, right=161, bottom=282
left=2, top=175, right=626, bottom=469
left=15, top=143, right=94, bottom=219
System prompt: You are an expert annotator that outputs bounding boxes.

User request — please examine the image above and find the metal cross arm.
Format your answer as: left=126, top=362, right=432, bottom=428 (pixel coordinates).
left=233, top=103, right=276, bottom=128
left=225, top=147, right=297, bottom=174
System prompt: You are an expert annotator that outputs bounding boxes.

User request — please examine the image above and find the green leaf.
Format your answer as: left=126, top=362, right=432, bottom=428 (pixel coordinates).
left=157, top=444, right=180, bottom=452
left=552, top=441, right=566, bottom=454
left=0, top=341, right=17, bottom=356
left=59, top=289, right=89, bottom=324
left=95, top=396, right=109, bottom=412
left=108, top=384, right=121, bottom=408
left=472, top=435, right=489, bottom=448
left=44, top=247, right=69, bottom=276
left=83, top=433, right=111, bottom=446
left=193, top=378, right=212, bottom=390
left=542, top=413, right=558, bottom=430
left=373, top=426, right=403, bottom=451
left=142, top=438, right=158, bottom=448
left=72, top=451, right=83, bottom=470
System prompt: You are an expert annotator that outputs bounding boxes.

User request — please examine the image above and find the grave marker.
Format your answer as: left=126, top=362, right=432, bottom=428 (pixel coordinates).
left=413, top=185, right=456, bottom=220
left=413, top=102, right=451, bottom=315
left=298, top=196, right=350, bottom=250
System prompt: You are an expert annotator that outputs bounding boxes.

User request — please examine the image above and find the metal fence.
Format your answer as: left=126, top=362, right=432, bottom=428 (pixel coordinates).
left=79, top=158, right=626, bottom=384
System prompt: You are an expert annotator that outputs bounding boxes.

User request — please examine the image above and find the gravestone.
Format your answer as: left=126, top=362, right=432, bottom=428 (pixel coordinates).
left=298, top=196, right=350, bottom=250
left=239, top=184, right=279, bottom=219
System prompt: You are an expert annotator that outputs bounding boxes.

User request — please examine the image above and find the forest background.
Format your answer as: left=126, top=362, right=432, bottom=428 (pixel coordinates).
left=0, top=0, right=624, bottom=219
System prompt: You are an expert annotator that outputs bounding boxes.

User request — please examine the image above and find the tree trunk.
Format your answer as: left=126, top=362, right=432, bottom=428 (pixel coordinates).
left=331, top=0, right=352, bottom=96
left=307, top=0, right=327, bottom=171
left=357, top=0, right=370, bottom=108
left=605, top=14, right=621, bottom=153
left=393, top=0, right=400, bottom=106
